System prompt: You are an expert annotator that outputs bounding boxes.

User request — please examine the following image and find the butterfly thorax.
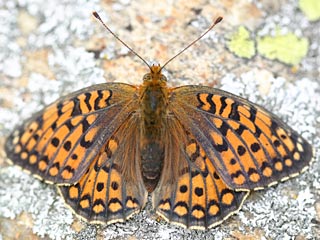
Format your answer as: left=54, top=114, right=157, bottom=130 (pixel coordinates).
left=139, top=65, right=169, bottom=192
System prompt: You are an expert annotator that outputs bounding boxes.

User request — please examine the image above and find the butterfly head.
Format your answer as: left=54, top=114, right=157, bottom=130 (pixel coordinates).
left=142, top=64, right=167, bottom=87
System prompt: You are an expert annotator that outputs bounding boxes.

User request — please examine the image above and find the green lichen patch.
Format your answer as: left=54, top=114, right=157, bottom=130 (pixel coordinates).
left=299, top=0, right=320, bottom=21
left=226, top=26, right=255, bottom=59
left=257, top=30, right=309, bottom=65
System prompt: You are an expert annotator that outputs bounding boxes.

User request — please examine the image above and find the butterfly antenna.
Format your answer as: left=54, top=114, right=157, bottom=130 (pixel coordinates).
left=93, top=11, right=151, bottom=69
left=161, top=16, right=223, bottom=71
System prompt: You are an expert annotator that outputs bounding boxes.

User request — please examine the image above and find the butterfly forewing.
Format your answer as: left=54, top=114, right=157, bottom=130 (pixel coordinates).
left=59, top=114, right=147, bottom=224
left=5, top=83, right=139, bottom=184
left=169, top=85, right=313, bottom=190
left=153, top=118, right=249, bottom=229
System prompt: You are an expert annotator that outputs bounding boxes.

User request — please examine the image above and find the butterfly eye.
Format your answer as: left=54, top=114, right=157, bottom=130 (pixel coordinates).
left=160, top=75, right=167, bottom=82
left=143, top=73, right=152, bottom=82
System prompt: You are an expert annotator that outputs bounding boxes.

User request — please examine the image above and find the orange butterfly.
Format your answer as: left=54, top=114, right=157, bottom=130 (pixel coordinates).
left=4, top=12, right=313, bottom=230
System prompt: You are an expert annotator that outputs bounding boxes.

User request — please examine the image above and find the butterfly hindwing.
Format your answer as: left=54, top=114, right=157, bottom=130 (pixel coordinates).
left=152, top=119, right=249, bottom=229
left=5, top=83, right=139, bottom=184
left=58, top=114, right=148, bottom=224
left=169, top=85, right=313, bottom=190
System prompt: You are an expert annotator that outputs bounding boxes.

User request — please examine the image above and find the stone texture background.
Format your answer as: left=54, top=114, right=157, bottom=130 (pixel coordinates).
left=0, top=0, right=319, bottom=239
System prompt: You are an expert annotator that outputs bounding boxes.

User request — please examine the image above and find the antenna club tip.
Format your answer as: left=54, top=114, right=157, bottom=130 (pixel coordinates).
left=92, top=11, right=100, bottom=19
left=215, top=16, right=223, bottom=24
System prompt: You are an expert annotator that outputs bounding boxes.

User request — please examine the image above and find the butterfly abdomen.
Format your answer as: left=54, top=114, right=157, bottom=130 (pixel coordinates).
left=140, top=78, right=168, bottom=192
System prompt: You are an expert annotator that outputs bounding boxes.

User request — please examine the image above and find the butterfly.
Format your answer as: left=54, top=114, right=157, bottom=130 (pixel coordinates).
left=4, top=12, right=313, bottom=230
